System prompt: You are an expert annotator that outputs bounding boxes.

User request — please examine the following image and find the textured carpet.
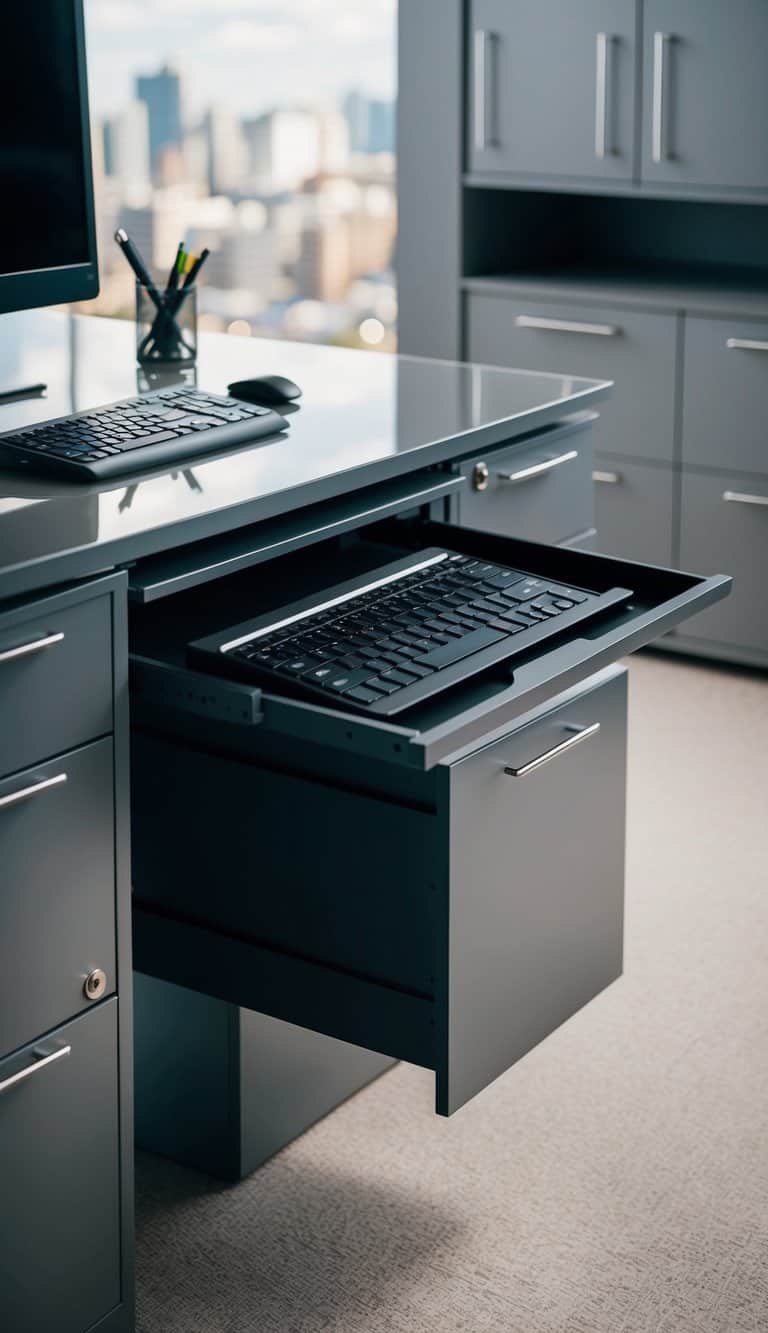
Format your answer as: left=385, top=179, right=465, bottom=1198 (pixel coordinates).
left=136, top=653, right=768, bottom=1333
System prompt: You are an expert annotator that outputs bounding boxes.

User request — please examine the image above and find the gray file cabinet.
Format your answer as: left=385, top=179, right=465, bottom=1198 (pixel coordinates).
left=0, top=577, right=133, bottom=1333
left=468, top=0, right=636, bottom=183
left=399, top=0, right=768, bottom=667
left=640, top=0, right=768, bottom=193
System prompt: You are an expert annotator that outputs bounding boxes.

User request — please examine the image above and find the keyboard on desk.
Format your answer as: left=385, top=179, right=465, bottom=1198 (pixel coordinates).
left=0, top=386, right=287, bottom=480
left=189, top=548, right=633, bottom=717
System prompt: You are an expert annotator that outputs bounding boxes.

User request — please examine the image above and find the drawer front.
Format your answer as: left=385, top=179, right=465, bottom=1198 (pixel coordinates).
left=593, top=460, right=675, bottom=565
left=467, top=295, right=677, bottom=463
left=0, top=1001, right=121, bottom=1333
left=679, top=471, right=768, bottom=656
left=458, top=426, right=593, bottom=545
left=0, top=592, right=113, bottom=779
left=440, top=667, right=626, bottom=1113
left=0, top=738, right=116, bottom=1057
left=682, top=317, right=768, bottom=476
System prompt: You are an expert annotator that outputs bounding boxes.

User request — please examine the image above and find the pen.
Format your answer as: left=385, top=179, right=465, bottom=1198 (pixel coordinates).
left=114, top=228, right=163, bottom=311
left=167, top=242, right=186, bottom=293
left=181, top=247, right=210, bottom=290
left=0, top=382, right=47, bottom=405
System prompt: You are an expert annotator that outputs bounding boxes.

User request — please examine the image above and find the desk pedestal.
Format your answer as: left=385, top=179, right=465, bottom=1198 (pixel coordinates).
left=134, top=974, right=394, bottom=1180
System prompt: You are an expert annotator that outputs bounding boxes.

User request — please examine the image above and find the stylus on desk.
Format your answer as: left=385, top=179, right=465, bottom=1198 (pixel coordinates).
left=0, top=383, right=47, bottom=405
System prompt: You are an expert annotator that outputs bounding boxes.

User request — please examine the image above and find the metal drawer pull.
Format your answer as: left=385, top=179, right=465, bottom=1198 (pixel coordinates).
left=593, top=469, right=622, bottom=484
left=652, top=32, right=671, bottom=163
left=726, top=338, right=768, bottom=353
left=514, top=315, right=621, bottom=337
left=0, top=630, right=64, bottom=664
left=474, top=29, right=498, bottom=151
left=722, top=490, right=768, bottom=508
left=0, top=771, right=67, bottom=812
left=595, top=33, right=612, bottom=159
left=0, top=1044, right=71, bottom=1096
left=498, top=449, right=578, bottom=484
left=504, top=722, right=601, bottom=778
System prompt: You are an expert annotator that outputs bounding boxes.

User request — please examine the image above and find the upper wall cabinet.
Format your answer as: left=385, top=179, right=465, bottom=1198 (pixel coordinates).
left=468, top=0, right=637, bottom=183
left=640, top=0, right=768, bottom=193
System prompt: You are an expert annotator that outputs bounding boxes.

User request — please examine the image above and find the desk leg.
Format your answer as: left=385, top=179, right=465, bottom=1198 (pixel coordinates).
left=133, top=973, right=394, bottom=1180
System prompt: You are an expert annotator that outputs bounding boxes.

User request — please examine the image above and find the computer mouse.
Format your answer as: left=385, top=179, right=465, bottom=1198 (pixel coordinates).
left=228, top=375, right=303, bottom=406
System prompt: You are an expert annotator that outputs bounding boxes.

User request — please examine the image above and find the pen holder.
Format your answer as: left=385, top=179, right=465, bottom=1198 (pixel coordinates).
left=135, top=279, right=197, bottom=366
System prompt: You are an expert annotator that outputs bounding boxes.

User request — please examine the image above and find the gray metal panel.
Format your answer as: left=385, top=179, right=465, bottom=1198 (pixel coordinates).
left=468, top=0, right=637, bottom=182
left=678, top=469, right=768, bottom=655
left=438, top=668, right=627, bottom=1115
left=462, top=273, right=768, bottom=323
left=467, top=294, right=678, bottom=462
left=682, top=316, right=768, bottom=476
left=593, top=459, right=675, bottom=564
left=641, top=0, right=768, bottom=193
left=0, top=1001, right=121, bottom=1333
left=133, top=975, right=392, bottom=1180
left=397, top=0, right=463, bottom=357
left=458, top=423, right=594, bottom=544
left=0, top=739, right=116, bottom=1058
left=0, top=591, right=112, bottom=779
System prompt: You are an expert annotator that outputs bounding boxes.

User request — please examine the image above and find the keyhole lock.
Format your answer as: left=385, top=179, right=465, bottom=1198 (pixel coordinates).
left=84, top=968, right=107, bottom=1001
left=472, top=461, right=489, bottom=492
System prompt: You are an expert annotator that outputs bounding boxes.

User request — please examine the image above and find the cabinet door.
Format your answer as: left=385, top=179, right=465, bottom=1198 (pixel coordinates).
left=641, top=0, right=768, bottom=192
left=469, top=0, right=636, bottom=181
left=0, top=1002, right=121, bottom=1333
left=682, top=316, right=768, bottom=476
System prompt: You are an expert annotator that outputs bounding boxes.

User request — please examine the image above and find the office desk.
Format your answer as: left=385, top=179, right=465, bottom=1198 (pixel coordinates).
left=0, top=312, right=727, bottom=1333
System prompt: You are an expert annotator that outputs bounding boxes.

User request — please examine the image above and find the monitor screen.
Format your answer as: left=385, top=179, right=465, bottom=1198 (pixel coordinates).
left=0, top=1, right=98, bottom=313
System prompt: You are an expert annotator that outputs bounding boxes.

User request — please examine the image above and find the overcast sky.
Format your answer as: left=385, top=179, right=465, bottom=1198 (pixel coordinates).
left=85, top=0, right=397, bottom=121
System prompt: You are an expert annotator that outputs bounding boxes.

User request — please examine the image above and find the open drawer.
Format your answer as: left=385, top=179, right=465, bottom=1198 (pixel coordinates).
left=130, top=518, right=729, bottom=1116
left=130, top=517, right=730, bottom=773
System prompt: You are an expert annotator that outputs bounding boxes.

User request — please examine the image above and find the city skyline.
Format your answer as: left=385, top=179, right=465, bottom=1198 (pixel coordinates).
left=85, top=0, right=397, bottom=119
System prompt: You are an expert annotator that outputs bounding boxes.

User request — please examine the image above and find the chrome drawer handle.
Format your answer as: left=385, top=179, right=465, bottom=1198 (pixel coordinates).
left=514, top=314, right=622, bottom=337
left=722, top=490, right=768, bottom=508
left=593, top=469, right=623, bottom=484
left=726, top=338, right=768, bottom=353
left=474, top=29, right=498, bottom=151
left=652, top=32, right=671, bottom=163
left=498, top=449, right=578, bottom=484
left=504, top=722, right=601, bottom=778
left=0, top=630, right=64, bottom=664
left=0, top=1044, right=71, bottom=1096
left=0, top=772, right=67, bottom=812
left=595, top=33, right=613, bottom=159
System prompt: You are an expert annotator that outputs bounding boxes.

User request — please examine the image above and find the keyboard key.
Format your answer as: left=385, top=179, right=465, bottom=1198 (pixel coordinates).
left=414, top=625, right=506, bottom=669
left=500, top=578, right=549, bottom=602
left=344, top=686, right=382, bottom=705
left=324, top=668, right=376, bottom=693
left=379, top=668, right=419, bottom=686
left=366, top=675, right=400, bottom=694
left=303, top=664, right=336, bottom=684
left=484, top=570, right=525, bottom=590
left=546, top=584, right=588, bottom=604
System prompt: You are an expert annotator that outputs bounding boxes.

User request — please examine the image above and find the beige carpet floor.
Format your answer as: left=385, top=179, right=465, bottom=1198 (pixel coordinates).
left=136, top=653, right=768, bottom=1333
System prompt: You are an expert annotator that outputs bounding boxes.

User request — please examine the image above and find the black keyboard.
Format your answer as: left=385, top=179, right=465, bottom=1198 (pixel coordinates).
left=189, top=548, right=632, bottom=717
left=0, top=386, right=288, bottom=480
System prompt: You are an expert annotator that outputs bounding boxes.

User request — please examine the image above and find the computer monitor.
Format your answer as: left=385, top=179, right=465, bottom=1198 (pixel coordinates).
left=0, top=1, right=98, bottom=315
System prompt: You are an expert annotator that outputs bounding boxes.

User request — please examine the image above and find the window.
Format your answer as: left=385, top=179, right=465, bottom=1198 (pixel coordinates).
left=83, top=0, right=397, bottom=348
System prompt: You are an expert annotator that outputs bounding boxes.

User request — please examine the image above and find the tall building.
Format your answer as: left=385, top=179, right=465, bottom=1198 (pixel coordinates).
left=343, top=91, right=395, bottom=155
left=102, top=100, right=150, bottom=193
left=136, top=65, right=182, bottom=179
left=204, top=107, right=247, bottom=196
left=243, top=111, right=319, bottom=193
